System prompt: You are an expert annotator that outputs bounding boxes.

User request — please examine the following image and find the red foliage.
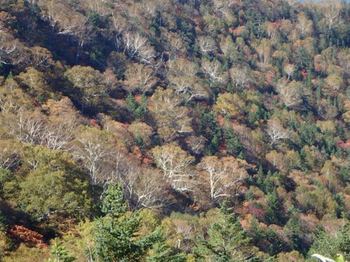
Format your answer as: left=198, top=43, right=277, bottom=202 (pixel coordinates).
left=241, top=202, right=266, bottom=221
left=134, top=95, right=142, bottom=103
left=132, top=146, right=143, bottom=160
left=89, top=119, right=100, bottom=128
left=142, top=156, right=153, bottom=165
left=301, top=69, right=308, bottom=79
left=8, top=225, right=47, bottom=248
left=337, top=139, right=350, bottom=149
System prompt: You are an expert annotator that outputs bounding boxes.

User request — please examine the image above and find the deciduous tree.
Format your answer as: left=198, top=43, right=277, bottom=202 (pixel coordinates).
left=198, top=156, right=248, bottom=202
left=152, top=143, right=194, bottom=192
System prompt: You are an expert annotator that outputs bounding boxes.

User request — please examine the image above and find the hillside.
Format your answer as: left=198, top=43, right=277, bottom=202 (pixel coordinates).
left=0, top=0, right=350, bottom=261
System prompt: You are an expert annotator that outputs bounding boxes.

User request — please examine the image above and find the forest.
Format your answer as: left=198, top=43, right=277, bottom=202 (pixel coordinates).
left=0, top=0, right=350, bottom=261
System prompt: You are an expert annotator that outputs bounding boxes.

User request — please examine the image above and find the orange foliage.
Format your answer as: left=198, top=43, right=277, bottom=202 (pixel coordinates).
left=8, top=225, right=47, bottom=248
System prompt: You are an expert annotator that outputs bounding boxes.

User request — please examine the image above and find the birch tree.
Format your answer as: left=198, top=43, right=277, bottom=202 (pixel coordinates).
left=152, top=143, right=194, bottom=192
left=198, top=156, right=248, bottom=202
left=72, top=127, right=118, bottom=184
left=266, top=118, right=289, bottom=146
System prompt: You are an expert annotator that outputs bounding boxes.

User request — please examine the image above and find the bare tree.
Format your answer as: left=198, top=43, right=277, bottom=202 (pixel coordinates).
left=266, top=118, right=289, bottom=146
left=168, top=75, right=210, bottom=102
left=152, top=143, right=194, bottom=192
left=296, top=13, right=313, bottom=37
left=254, top=39, right=272, bottom=66
left=197, top=36, right=217, bottom=55
left=123, top=63, right=158, bottom=94
left=149, top=88, right=193, bottom=142
left=11, top=109, right=45, bottom=145
left=198, top=156, right=248, bottom=202
left=230, top=67, right=251, bottom=90
left=0, top=32, right=18, bottom=65
left=72, top=127, right=118, bottom=184
left=123, top=32, right=155, bottom=64
left=202, top=59, right=229, bottom=84
left=0, top=140, right=20, bottom=170
left=276, top=80, right=303, bottom=108
left=320, top=0, right=342, bottom=31
left=42, top=121, right=76, bottom=150
left=106, top=151, right=170, bottom=209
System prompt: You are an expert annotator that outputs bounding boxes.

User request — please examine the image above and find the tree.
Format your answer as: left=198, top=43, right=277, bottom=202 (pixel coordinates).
left=151, top=143, right=194, bottom=192
left=265, top=190, right=286, bottom=225
left=195, top=206, right=255, bottom=261
left=48, top=240, right=75, bottom=262
left=100, top=183, right=127, bottom=218
left=113, top=158, right=171, bottom=209
left=18, top=146, right=91, bottom=220
left=41, top=0, right=89, bottom=54
left=229, top=67, right=251, bottom=90
left=214, top=93, right=245, bottom=119
left=126, top=93, right=148, bottom=120
left=17, top=67, right=51, bottom=101
left=147, top=241, right=186, bottom=262
left=72, top=127, right=119, bottom=185
left=296, top=13, right=313, bottom=38
left=319, top=0, right=342, bottom=31
left=201, top=59, right=229, bottom=85
left=7, top=109, right=45, bottom=145
left=224, top=127, right=243, bottom=157
left=254, top=39, right=272, bottom=66
left=64, top=66, right=109, bottom=110
left=276, top=80, right=303, bottom=109
left=198, top=156, right=248, bottom=202
left=266, top=118, right=289, bottom=146
left=94, top=183, right=162, bottom=262
left=324, top=74, right=344, bottom=97
left=123, top=32, right=155, bottom=64
left=197, top=35, right=217, bottom=55
left=167, top=58, right=210, bottom=102
left=0, top=140, right=20, bottom=170
left=308, top=223, right=350, bottom=261
left=128, top=121, right=153, bottom=148
left=149, top=88, right=193, bottom=142
left=0, top=32, right=18, bottom=66
left=283, top=63, right=295, bottom=80
left=123, top=63, right=158, bottom=94
left=199, top=110, right=222, bottom=154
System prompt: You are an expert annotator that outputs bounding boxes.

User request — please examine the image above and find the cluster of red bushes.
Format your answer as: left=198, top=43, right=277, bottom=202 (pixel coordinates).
left=8, top=225, right=47, bottom=248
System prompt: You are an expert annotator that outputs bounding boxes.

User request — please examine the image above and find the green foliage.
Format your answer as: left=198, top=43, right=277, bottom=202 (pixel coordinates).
left=126, top=94, right=148, bottom=120
left=265, top=190, right=286, bottom=226
left=100, top=183, right=127, bottom=218
left=224, top=127, right=243, bottom=157
left=195, top=206, right=254, bottom=261
left=199, top=111, right=222, bottom=155
left=285, top=215, right=308, bottom=254
left=87, top=12, right=109, bottom=28
left=147, top=241, right=186, bottom=262
left=17, top=146, right=91, bottom=220
left=94, top=183, right=164, bottom=262
left=2, top=0, right=350, bottom=260
left=249, top=220, right=290, bottom=256
left=308, top=224, right=350, bottom=261
left=48, top=240, right=75, bottom=262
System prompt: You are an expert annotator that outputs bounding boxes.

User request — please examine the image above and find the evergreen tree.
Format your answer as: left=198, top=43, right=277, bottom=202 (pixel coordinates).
left=195, top=205, right=255, bottom=262
left=100, top=183, right=127, bottom=218
left=48, top=241, right=75, bottom=262
left=224, top=127, right=243, bottom=157
left=147, top=241, right=186, bottom=262
left=94, top=184, right=162, bottom=262
left=309, top=223, right=350, bottom=261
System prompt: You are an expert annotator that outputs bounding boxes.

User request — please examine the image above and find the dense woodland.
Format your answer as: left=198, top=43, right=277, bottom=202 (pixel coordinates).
left=0, top=0, right=350, bottom=261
